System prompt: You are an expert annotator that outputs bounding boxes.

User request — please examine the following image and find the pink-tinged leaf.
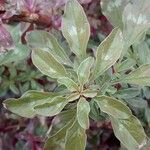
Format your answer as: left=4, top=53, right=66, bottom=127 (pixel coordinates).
left=0, top=25, right=13, bottom=53
left=16, top=0, right=52, bottom=15
left=1, top=0, right=17, bottom=19
left=79, top=0, right=92, bottom=4
left=0, top=0, right=5, bottom=11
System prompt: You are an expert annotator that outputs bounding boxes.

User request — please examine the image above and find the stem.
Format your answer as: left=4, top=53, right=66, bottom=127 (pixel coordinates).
left=3, top=13, right=52, bottom=27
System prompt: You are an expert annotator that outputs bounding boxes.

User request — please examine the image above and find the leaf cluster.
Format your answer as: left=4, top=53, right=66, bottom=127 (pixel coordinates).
left=3, top=0, right=150, bottom=149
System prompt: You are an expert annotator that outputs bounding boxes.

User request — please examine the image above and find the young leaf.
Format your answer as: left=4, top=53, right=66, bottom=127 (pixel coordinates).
left=82, top=89, right=97, bottom=98
left=32, top=49, right=67, bottom=79
left=34, top=96, right=68, bottom=117
left=65, top=121, right=87, bottom=150
left=122, top=0, right=150, bottom=49
left=3, top=91, right=58, bottom=118
left=62, top=0, right=90, bottom=59
left=110, top=115, right=147, bottom=149
left=101, top=0, right=129, bottom=29
left=58, top=77, right=79, bottom=92
left=92, top=28, right=123, bottom=80
left=77, top=97, right=90, bottom=129
left=94, top=96, right=132, bottom=119
left=77, top=57, right=94, bottom=85
left=119, top=65, right=150, bottom=86
left=66, top=93, right=80, bottom=102
left=27, top=30, right=72, bottom=66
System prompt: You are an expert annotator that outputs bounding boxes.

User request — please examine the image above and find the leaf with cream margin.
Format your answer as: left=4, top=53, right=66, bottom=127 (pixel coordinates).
left=44, top=110, right=76, bottom=150
left=27, top=30, right=72, bottom=66
left=77, top=97, right=90, bottom=129
left=101, top=0, right=129, bottom=29
left=34, top=96, right=68, bottom=117
left=94, top=96, right=132, bottom=119
left=50, top=109, right=76, bottom=136
left=122, top=0, right=150, bottom=50
left=110, top=115, right=147, bottom=150
left=62, top=0, right=90, bottom=59
left=32, top=49, right=67, bottom=79
left=82, top=89, right=98, bottom=98
left=3, top=91, right=58, bottom=118
left=92, top=28, right=123, bottom=80
left=66, top=93, right=80, bottom=102
left=77, top=57, right=94, bottom=85
left=65, top=120, right=87, bottom=150
left=58, top=77, right=79, bottom=92
left=44, top=120, right=74, bottom=150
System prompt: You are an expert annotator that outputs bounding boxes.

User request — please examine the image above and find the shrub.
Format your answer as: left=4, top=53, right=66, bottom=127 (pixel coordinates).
left=2, top=0, right=150, bottom=149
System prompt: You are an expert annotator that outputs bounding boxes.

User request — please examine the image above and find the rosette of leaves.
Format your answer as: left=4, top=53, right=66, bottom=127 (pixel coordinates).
left=3, top=0, right=150, bottom=149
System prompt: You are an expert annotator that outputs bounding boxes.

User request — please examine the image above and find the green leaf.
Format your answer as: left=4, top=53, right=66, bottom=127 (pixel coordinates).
left=58, top=77, right=79, bottom=92
left=106, top=85, right=117, bottom=94
left=115, top=58, right=136, bottom=72
left=34, top=96, right=68, bottom=117
left=92, top=28, right=123, bottom=79
left=142, top=87, right=150, bottom=99
left=44, top=110, right=76, bottom=150
left=31, top=49, right=67, bottom=78
left=77, top=97, right=90, bottom=129
left=27, top=30, right=72, bottom=66
left=122, top=0, right=150, bottom=49
left=134, top=41, right=150, bottom=65
left=110, top=115, right=147, bottom=150
left=145, top=108, right=150, bottom=126
left=89, top=101, right=101, bottom=121
left=119, top=65, right=150, bottom=86
left=3, top=91, right=58, bottom=118
left=115, top=88, right=140, bottom=99
left=62, top=0, right=90, bottom=59
left=6, top=24, right=21, bottom=43
left=142, top=137, right=150, bottom=150
left=0, top=44, right=30, bottom=66
left=10, top=84, right=20, bottom=95
left=65, top=121, right=87, bottom=150
left=101, top=0, right=129, bottom=29
left=50, top=109, right=76, bottom=136
left=77, top=57, right=94, bottom=85
left=94, top=96, right=132, bottom=119
left=44, top=120, right=74, bottom=150
left=125, top=98, right=147, bottom=109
